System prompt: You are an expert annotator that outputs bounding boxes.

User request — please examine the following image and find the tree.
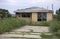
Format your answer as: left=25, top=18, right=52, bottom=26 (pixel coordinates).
left=0, top=8, right=11, bottom=18
left=56, top=8, right=60, bottom=21
left=7, top=13, right=12, bottom=17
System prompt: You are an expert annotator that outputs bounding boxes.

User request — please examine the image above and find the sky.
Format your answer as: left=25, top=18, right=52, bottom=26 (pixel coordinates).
left=0, top=0, right=60, bottom=14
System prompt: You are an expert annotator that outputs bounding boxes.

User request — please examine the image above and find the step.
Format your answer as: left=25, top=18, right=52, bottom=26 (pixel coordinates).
left=7, top=31, right=52, bottom=35
left=8, top=32, right=41, bottom=35
left=0, top=34, right=41, bottom=39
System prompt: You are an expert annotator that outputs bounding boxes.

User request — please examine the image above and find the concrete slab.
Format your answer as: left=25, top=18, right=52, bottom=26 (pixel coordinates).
left=14, top=25, right=49, bottom=32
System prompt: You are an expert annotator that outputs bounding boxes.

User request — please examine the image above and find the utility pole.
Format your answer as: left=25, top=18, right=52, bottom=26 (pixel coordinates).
left=52, top=4, right=53, bottom=11
left=52, top=4, right=54, bottom=15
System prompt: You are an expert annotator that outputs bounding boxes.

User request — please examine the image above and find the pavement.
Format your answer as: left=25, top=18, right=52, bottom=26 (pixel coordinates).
left=14, top=25, right=49, bottom=32
left=0, top=25, right=49, bottom=39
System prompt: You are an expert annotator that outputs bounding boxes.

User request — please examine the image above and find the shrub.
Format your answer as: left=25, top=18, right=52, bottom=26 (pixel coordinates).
left=28, top=21, right=49, bottom=26
left=0, top=18, right=26, bottom=34
left=50, top=21, right=60, bottom=32
left=50, top=21, right=60, bottom=37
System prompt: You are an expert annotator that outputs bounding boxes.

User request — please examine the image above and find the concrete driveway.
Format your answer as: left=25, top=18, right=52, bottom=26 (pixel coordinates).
left=0, top=25, right=49, bottom=39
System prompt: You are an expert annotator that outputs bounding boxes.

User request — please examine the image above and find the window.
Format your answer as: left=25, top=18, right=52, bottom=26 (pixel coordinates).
left=22, top=13, right=31, bottom=17
left=16, top=13, right=21, bottom=17
left=38, top=12, right=47, bottom=21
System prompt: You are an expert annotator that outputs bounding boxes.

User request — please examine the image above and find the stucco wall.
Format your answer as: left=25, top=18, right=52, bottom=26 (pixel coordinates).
left=16, top=12, right=53, bottom=22
left=47, top=13, right=53, bottom=21
left=16, top=15, right=19, bottom=18
left=19, top=17, right=32, bottom=22
left=16, top=13, right=32, bottom=22
left=32, top=12, right=37, bottom=22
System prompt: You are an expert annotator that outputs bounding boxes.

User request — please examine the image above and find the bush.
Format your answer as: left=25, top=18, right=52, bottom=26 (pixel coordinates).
left=28, top=21, right=49, bottom=26
left=50, top=21, right=60, bottom=32
left=0, top=18, right=26, bottom=34
left=50, top=21, right=60, bottom=37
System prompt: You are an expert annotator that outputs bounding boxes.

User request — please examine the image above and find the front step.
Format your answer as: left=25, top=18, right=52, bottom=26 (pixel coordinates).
left=8, top=32, right=41, bottom=35
left=0, top=34, right=41, bottom=39
left=0, top=31, right=52, bottom=39
left=7, top=31, right=52, bottom=35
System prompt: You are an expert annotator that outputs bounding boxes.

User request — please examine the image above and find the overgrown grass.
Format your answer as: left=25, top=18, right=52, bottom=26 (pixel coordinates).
left=0, top=18, right=49, bottom=34
left=41, top=32, right=59, bottom=39
left=28, top=21, right=49, bottom=26
left=0, top=18, right=26, bottom=34
left=49, top=21, right=60, bottom=37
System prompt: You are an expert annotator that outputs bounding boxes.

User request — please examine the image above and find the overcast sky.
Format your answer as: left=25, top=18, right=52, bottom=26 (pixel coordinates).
left=0, top=0, right=60, bottom=14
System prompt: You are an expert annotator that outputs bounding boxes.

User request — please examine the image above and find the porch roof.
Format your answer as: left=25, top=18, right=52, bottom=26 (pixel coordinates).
left=15, top=7, right=53, bottom=13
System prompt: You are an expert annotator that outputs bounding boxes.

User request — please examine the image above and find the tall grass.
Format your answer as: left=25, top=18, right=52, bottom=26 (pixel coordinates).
left=50, top=21, right=60, bottom=37
left=28, top=21, right=49, bottom=26
left=0, top=18, right=26, bottom=34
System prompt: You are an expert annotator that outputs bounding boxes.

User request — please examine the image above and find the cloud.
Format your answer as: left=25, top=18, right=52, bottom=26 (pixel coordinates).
left=0, top=0, right=18, bottom=5
left=0, top=0, right=59, bottom=6
left=6, top=0, right=17, bottom=3
left=0, top=0, right=60, bottom=14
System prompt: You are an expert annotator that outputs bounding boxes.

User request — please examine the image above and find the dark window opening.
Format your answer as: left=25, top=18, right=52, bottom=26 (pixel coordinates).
left=18, top=15, right=20, bottom=17
left=38, top=19, right=41, bottom=21
left=22, top=13, right=31, bottom=17
left=38, top=19, right=46, bottom=21
left=38, top=12, right=47, bottom=21
left=16, top=13, right=21, bottom=17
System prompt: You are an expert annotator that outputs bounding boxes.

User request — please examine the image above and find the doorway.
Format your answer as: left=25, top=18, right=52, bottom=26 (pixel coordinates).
left=38, top=12, right=47, bottom=21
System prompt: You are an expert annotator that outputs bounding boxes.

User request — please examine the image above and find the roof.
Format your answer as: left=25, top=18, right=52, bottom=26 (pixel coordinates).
left=15, top=7, right=53, bottom=13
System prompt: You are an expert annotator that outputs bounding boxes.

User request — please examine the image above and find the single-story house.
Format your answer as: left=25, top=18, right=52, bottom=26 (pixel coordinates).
left=15, top=7, right=53, bottom=22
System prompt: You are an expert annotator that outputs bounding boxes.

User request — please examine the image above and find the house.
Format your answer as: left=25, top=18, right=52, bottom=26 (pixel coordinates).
left=15, top=7, right=53, bottom=22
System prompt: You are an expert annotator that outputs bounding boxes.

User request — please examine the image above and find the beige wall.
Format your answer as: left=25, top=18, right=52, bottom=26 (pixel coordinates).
left=32, top=12, right=37, bottom=22
left=16, top=13, right=38, bottom=22
left=16, top=13, right=32, bottom=22
left=16, top=14, right=19, bottom=18
left=47, top=13, right=53, bottom=21
left=16, top=15, right=19, bottom=18
left=19, top=17, right=32, bottom=22
left=16, top=12, right=53, bottom=22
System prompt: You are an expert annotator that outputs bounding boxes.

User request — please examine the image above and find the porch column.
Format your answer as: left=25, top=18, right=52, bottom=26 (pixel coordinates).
left=47, top=13, right=53, bottom=21
left=32, top=12, right=37, bottom=22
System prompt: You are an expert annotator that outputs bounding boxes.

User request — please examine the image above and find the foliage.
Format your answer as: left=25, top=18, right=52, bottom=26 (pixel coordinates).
left=53, top=14, right=57, bottom=20
left=50, top=21, right=60, bottom=37
left=28, top=21, right=49, bottom=26
left=41, top=32, right=53, bottom=38
left=56, top=8, right=60, bottom=21
left=0, top=8, right=12, bottom=18
left=7, top=13, right=12, bottom=17
left=50, top=21, right=60, bottom=32
left=0, top=18, right=26, bottom=34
